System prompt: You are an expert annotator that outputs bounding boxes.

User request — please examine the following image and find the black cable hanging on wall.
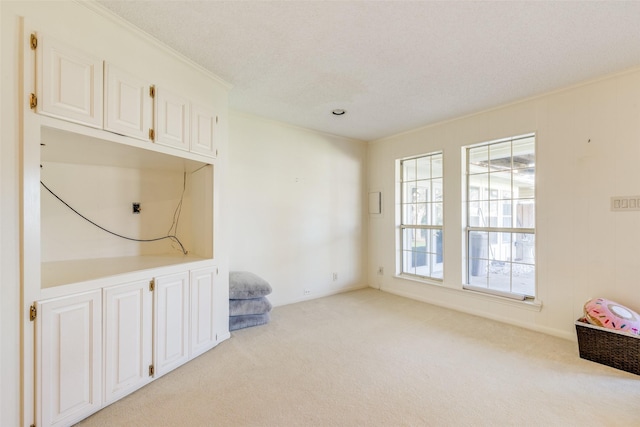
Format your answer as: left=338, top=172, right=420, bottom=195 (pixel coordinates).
left=40, top=180, right=188, bottom=255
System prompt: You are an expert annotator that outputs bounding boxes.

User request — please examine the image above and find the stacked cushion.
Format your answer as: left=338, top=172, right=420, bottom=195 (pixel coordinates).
left=229, top=271, right=272, bottom=331
left=229, top=297, right=272, bottom=316
left=584, top=298, right=640, bottom=335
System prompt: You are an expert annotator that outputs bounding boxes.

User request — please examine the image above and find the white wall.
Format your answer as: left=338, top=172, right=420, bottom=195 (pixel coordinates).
left=228, top=112, right=368, bottom=306
left=1, top=2, right=22, bottom=425
left=40, top=162, right=203, bottom=262
left=368, top=68, right=640, bottom=340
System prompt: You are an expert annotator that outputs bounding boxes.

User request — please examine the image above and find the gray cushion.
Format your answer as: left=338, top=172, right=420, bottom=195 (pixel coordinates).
left=229, top=313, right=270, bottom=331
left=229, top=271, right=272, bottom=299
left=229, top=297, right=272, bottom=316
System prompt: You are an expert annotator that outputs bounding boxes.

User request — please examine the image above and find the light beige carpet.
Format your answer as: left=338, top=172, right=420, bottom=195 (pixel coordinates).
left=78, top=288, right=640, bottom=426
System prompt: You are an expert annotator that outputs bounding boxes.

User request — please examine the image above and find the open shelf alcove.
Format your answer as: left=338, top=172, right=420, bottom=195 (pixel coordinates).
left=38, top=125, right=214, bottom=292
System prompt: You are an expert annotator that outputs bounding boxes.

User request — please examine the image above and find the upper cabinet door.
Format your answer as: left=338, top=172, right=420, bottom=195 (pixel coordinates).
left=104, top=64, right=152, bottom=141
left=36, top=33, right=103, bottom=128
left=154, top=87, right=190, bottom=151
left=190, top=104, right=217, bottom=158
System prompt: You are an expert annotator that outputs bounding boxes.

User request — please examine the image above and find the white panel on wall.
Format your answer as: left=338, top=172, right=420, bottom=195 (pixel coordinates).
left=368, top=192, right=381, bottom=214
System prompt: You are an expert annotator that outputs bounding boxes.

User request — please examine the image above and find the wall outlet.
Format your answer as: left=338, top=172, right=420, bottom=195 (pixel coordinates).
left=377, top=266, right=384, bottom=275
left=132, top=202, right=141, bottom=214
left=332, top=272, right=338, bottom=281
left=304, top=289, right=311, bottom=296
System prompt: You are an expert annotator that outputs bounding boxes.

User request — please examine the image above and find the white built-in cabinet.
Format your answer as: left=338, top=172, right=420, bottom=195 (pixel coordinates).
left=104, top=64, right=153, bottom=141
left=36, top=33, right=219, bottom=158
left=35, top=267, right=220, bottom=426
left=191, top=103, right=218, bottom=157
left=153, top=271, right=190, bottom=377
left=36, top=291, right=103, bottom=427
left=36, top=34, right=103, bottom=129
left=190, top=267, right=219, bottom=358
left=24, top=19, right=229, bottom=427
left=103, top=279, right=153, bottom=405
left=154, top=87, right=191, bottom=151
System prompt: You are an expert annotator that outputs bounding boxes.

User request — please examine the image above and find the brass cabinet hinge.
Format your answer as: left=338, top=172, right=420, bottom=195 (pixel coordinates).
left=30, top=33, right=38, bottom=50
left=149, top=278, right=155, bottom=292
left=149, top=85, right=155, bottom=98
left=30, top=304, right=37, bottom=321
left=29, top=93, right=38, bottom=109
left=149, top=364, right=154, bottom=376
left=148, top=128, right=155, bottom=141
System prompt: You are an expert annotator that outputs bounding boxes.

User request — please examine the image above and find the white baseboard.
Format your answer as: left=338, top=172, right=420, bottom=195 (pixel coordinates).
left=275, top=284, right=369, bottom=307
left=377, top=285, right=575, bottom=341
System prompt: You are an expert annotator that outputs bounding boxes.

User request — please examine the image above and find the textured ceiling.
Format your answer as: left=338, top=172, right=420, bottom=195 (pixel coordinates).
left=97, top=1, right=640, bottom=142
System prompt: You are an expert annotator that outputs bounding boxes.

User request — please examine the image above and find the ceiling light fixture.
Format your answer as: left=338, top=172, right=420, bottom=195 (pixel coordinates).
left=332, top=109, right=346, bottom=116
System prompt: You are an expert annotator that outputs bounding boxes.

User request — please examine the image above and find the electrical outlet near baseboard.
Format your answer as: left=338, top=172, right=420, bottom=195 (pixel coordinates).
left=332, top=272, right=338, bottom=281
left=377, top=266, right=384, bottom=275
left=304, top=289, right=311, bottom=296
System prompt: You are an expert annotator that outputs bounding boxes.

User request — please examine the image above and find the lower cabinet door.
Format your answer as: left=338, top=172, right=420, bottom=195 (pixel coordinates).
left=154, top=271, right=190, bottom=377
left=36, top=290, right=102, bottom=427
left=190, top=267, right=217, bottom=358
left=103, top=280, right=153, bottom=404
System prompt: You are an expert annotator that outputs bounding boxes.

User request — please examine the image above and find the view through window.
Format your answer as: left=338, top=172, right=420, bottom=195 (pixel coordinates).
left=400, top=152, right=443, bottom=280
left=465, top=134, right=535, bottom=298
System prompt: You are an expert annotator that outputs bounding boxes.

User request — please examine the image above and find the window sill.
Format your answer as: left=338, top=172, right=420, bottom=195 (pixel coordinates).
left=396, top=273, right=444, bottom=287
left=394, top=274, right=543, bottom=312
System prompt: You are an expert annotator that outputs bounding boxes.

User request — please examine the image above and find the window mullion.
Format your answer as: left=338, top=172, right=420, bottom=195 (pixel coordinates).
left=402, top=224, right=442, bottom=230
left=467, top=226, right=534, bottom=234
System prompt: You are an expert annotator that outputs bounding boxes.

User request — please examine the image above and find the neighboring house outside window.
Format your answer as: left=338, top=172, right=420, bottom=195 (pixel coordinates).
left=399, top=152, right=443, bottom=280
left=464, top=134, right=535, bottom=299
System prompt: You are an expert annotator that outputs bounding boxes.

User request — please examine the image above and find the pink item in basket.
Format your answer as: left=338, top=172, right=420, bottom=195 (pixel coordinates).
left=584, top=298, right=640, bottom=335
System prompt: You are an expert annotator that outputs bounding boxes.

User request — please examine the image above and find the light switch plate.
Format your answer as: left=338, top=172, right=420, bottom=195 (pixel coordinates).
left=611, top=196, right=640, bottom=211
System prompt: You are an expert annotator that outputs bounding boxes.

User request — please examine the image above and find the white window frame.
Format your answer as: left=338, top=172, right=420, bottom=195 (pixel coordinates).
left=464, top=133, right=536, bottom=300
left=399, top=152, right=444, bottom=281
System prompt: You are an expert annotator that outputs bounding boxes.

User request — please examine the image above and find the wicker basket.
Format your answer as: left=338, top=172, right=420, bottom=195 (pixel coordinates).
left=575, top=318, right=640, bottom=375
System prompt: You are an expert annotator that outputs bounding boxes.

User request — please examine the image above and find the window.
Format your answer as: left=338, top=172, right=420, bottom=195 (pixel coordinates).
left=465, top=134, right=535, bottom=299
left=400, top=152, right=443, bottom=280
